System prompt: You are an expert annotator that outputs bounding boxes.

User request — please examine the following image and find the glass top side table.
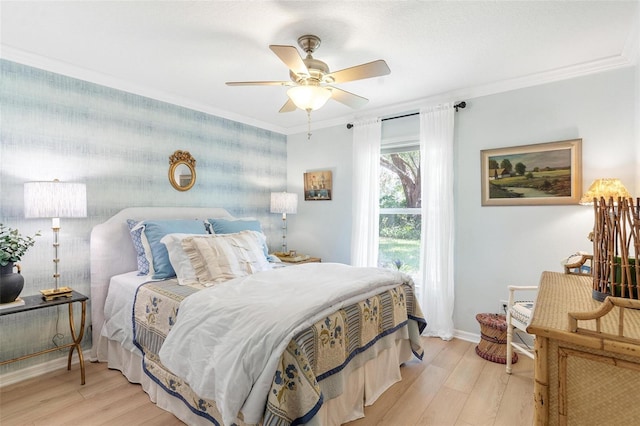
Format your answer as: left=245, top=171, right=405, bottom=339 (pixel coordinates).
left=0, top=290, right=89, bottom=385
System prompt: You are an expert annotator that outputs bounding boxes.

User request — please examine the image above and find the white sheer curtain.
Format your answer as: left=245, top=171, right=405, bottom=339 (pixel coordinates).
left=350, top=118, right=382, bottom=267
left=419, top=103, right=455, bottom=340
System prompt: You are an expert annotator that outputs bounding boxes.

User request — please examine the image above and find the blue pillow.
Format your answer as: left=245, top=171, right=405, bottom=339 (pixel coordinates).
left=127, top=219, right=149, bottom=276
left=142, top=220, right=208, bottom=279
left=208, top=218, right=262, bottom=234
left=207, top=218, right=269, bottom=259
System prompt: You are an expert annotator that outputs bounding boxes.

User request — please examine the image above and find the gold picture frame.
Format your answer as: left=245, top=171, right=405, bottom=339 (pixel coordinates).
left=480, top=139, right=582, bottom=206
left=304, top=170, right=332, bottom=201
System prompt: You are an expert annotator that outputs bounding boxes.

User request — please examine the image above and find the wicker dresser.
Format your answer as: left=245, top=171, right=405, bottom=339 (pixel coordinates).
left=527, top=271, right=640, bottom=426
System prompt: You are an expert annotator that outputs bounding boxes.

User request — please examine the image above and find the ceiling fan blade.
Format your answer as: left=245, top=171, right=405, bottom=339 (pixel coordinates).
left=330, top=87, right=369, bottom=109
left=269, top=45, right=310, bottom=77
left=326, top=60, right=390, bottom=84
left=279, top=98, right=297, bottom=113
left=226, top=81, right=293, bottom=86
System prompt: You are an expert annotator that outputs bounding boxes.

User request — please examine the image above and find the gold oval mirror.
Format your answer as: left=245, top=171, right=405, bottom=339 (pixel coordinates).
left=169, top=150, right=196, bottom=191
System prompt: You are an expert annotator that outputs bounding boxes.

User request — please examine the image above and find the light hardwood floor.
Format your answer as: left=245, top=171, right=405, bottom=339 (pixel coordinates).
left=0, top=337, right=533, bottom=426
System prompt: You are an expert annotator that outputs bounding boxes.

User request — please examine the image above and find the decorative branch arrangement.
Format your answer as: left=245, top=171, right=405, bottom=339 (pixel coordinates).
left=592, top=197, right=640, bottom=300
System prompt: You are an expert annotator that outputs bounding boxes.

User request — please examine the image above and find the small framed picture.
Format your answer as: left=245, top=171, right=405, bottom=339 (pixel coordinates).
left=480, top=139, right=582, bottom=206
left=304, top=170, right=332, bottom=201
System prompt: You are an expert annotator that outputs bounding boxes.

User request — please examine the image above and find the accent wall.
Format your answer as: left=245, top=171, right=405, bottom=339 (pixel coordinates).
left=0, top=59, right=286, bottom=375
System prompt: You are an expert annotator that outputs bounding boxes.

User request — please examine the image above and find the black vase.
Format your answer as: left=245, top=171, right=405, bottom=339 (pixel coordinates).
left=0, top=262, right=24, bottom=304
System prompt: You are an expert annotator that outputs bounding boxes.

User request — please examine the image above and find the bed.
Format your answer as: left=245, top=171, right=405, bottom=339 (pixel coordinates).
left=90, top=207, right=426, bottom=425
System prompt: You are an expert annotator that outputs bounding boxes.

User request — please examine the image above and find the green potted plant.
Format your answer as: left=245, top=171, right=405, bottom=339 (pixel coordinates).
left=0, top=224, right=40, bottom=303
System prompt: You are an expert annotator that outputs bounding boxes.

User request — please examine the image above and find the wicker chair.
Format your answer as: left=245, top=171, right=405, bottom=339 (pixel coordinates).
left=506, top=254, right=593, bottom=374
left=505, top=286, right=537, bottom=374
left=563, top=253, right=593, bottom=276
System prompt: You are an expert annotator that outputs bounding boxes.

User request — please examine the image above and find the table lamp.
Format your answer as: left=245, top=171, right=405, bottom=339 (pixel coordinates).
left=270, top=192, right=298, bottom=253
left=579, top=178, right=637, bottom=301
left=579, top=178, right=631, bottom=206
left=579, top=178, right=631, bottom=241
left=24, top=180, right=87, bottom=298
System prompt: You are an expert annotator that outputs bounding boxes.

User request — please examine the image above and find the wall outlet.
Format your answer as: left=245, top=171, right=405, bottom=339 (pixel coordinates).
left=499, top=299, right=509, bottom=314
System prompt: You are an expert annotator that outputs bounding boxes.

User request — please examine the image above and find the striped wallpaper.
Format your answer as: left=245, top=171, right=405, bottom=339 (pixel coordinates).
left=0, top=59, right=287, bottom=374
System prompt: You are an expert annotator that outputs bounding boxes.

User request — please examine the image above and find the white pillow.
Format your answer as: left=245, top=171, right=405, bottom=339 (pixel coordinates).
left=161, top=233, right=201, bottom=285
left=182, top=231, right=272, bottom=285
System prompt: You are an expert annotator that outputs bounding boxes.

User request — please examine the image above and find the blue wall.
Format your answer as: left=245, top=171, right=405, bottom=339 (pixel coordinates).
left=0, top=59, right=287, bottom=373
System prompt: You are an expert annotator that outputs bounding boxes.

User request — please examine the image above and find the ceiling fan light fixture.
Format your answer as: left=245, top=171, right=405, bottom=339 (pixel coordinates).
left=287, top=85, right=332, bottom=111
left=228, top=34, right=389, bottom=117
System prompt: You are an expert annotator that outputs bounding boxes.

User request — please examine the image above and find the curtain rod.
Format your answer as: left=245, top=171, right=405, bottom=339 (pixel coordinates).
left=346, top=101, right=466, bottom=129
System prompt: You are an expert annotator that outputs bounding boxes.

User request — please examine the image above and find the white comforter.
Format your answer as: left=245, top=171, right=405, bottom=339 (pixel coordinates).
left=158, top=262, right=409, bottom=426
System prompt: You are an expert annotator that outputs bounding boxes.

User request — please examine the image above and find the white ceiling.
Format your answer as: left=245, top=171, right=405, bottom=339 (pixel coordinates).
left=1, top=1, right=638, bottom=135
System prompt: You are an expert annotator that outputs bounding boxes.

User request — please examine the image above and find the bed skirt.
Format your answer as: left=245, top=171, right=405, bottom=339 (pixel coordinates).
left=95, top=332, right=413, bottom=425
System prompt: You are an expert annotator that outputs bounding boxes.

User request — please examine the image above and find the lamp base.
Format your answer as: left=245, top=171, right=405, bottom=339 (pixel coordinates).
left=40, top=286, right=73, bottom=301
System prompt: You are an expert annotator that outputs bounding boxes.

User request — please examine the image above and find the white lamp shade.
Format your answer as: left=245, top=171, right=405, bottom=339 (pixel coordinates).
left=270, top=192, right=298, bottom=214
left=24, top=181, right=87, bottom=218
left=287, top=86, right=332, bottom=111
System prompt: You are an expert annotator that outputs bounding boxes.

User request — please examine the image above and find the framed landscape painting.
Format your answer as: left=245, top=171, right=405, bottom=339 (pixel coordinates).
left=480, top=139, right=582, bottom=206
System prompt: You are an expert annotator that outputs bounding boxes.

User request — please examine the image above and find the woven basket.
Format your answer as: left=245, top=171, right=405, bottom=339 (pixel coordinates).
left=475, top=313, right=518, bottom=364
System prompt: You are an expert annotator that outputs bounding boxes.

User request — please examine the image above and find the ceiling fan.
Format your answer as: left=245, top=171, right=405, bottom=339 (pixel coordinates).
left=226, top=34, right=391, bottom=114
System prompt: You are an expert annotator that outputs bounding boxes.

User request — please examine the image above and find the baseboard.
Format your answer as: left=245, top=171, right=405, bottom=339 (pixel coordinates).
left=454, top=329, right=481, bottom=344
left=0, top=350, right=90, bottom=387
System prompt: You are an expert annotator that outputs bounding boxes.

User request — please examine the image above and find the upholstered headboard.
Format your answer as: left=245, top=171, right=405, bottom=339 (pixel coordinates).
left=89, top=207, right=233, bottom=360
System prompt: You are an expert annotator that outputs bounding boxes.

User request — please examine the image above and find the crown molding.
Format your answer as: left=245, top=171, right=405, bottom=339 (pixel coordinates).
left=305, top=53, right=636, bottom=134
left=0, top=45, right=288, bottom=135
left=1, top=45, right=634, bottom=137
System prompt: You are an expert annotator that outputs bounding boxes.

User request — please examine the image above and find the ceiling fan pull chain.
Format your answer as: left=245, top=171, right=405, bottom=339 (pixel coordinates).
left=306, top=109, right=312, bottom=140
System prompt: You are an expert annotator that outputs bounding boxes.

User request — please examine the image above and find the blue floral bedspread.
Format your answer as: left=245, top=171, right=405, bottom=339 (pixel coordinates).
left=132, top=278, right=426, bottom=425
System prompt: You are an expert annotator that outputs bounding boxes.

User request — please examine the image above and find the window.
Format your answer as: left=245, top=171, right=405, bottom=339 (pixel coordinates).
left=378, top=143, right=421, bottom=275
